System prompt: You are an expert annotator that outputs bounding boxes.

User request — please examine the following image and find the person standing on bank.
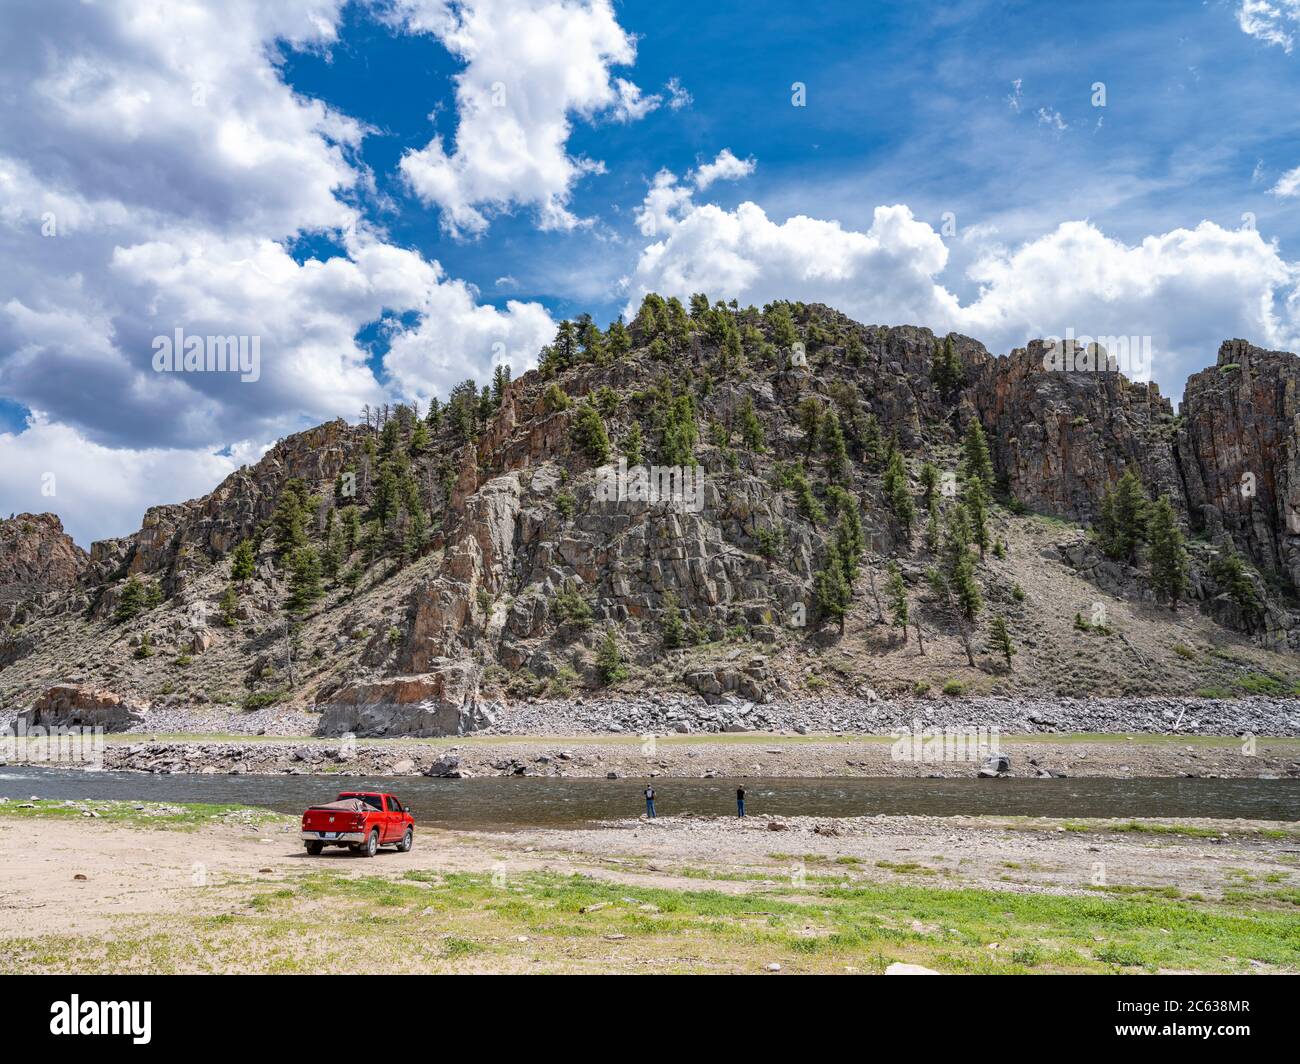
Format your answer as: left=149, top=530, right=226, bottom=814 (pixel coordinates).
left=644, top=784, right=656, bottom=819
left=737, top=785, right=746, bottom=818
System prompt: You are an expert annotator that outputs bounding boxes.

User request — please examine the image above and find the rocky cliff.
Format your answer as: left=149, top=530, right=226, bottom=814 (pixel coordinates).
left=2, top=301, right=1299, bottom=735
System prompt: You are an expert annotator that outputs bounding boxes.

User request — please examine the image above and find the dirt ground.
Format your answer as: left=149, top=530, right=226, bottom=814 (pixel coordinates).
left=2, top=809, right=1295, bottom=940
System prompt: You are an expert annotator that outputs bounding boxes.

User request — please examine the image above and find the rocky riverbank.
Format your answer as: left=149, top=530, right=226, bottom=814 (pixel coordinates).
left=19, top=732, right=1300, bottom=779
left=6, top=694, right=1300, bottom=740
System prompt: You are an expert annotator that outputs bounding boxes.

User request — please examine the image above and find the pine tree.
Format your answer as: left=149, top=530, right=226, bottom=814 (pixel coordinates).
left=1098, top=468, right=1150, bottom=563
left=1148, top=495, right=1189, bottom=611
left=622, top=421, right=644, bottom=465
left=552, top=579, right=593, bottom=628
left=790, top=464, right=826, bottom=525
left=882, top=449, right=915, bottom=538
left=919, top=461, right=940, bottom=508
left=219, top=584, right=239, bottom=627
left=322, top=521, right=344, bottom=582
left=231, top=539, right=256, bottom=583
left=988, top=614, right=1015, bottom=669
left=833, top=501, right=865, bottom=584
left=572, top=402, right=611, bottom=463
left=815, top=546, right=852, bottom=633
left=660, top=590, right=685, bottom=649
left=738, top=396, right=765, bottom=451
left=271, top=478, right=310, bottom=554
left=961, top=419, right=995, bottom=488
left=113, top=576, right=150, bottom=624
left=859, top=412, right=883, bottom=468
left=797, top=397, right=822, bottom=455
left=927, top=510, right=981, bottom=666
left=596, top=626, right=629, bottom=685
left=606, top=317, right=632, bottom=359
left=962, top=475, right=991, bottom=558
left=885, top=562, right=909, bottom=642
left=659, top=392, right=698, bottom=466
left=930, top=335, right=963, bottom=394
left=408, top=418, right=430, bottom=456
left=491, top=363, right=512, bottom=405
left=820, top=409, right=848, bottom=483
left=286, top=546, right=324, bottom=616
left=1211, top=548, right=1263, bottom=634
left=766, top=301, right=798, bottom=350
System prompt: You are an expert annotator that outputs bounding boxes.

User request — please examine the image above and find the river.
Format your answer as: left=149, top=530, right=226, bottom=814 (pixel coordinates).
left=3, top=765, right=1298, bottom=829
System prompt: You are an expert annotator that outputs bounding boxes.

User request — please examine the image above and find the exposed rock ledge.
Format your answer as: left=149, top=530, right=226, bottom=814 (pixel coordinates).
left=314, top=668, right=496, bottom=738
left=20, top=684, right=147, bottom=732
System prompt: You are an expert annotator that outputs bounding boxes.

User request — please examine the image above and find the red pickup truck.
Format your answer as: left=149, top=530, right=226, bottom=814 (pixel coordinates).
left=300, top=792, right=415, bottom=857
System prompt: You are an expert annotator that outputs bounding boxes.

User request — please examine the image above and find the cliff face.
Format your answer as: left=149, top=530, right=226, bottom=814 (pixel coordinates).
left=84, top=419, right=370, bottom=614
left=2, top=303, right=1299, bottom=734
left=968, top=341, right=1182, bottom=523
left=0, top=513, right=87, bottom=593
left=1177, top=340, right=1300, bottom=590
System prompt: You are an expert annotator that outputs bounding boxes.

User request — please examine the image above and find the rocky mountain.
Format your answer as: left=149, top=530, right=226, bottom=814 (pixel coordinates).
left=2, top=299, right=1299, bottom=735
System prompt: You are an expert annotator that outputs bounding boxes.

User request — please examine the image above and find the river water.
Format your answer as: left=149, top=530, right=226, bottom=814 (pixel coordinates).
left=3, top=765, right=1298, bottom=829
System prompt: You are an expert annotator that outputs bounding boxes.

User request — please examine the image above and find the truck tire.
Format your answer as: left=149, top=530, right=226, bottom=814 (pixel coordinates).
left=362, top=828, right=379, bottom=858
left=397, top=827, right=413, bottom=853
left=305, top=841, right=324, bottom=856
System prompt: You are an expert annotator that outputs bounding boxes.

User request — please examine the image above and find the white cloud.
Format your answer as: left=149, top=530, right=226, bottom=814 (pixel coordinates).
left=1238, top=0, right=1300, bottom=51
left=627, top=200, right=959, bottom=328
left=0, top=0, right=556, bottom=543
left=632, top=151, right=756, bottom=237
left=1270, top=164, right=1300, bottom=196
left=693, top=149, right=757, bottom=190
left=391, top=0, right=654, bottom=236
left=665, top=77, right=693, bottom=111
left=1035, top=107, right=1068, bottom=132
left=0, top=413, right=253, bottom=546
left=627, top=196, right=1300, bottom=389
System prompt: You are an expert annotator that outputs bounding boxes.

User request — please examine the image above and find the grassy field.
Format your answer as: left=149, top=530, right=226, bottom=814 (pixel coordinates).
left=3, top=865, right=1297, bottom=974
left=0, top=797, right=281, bottom=830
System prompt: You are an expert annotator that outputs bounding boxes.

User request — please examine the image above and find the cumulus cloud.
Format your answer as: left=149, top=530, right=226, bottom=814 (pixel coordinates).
left=0, top=413, right=256, bottom=546
left=632, top=150, right=756, bottom=237
left=391, top=0, right=654, bottom=236
left=0, top=0, right=556, bottom=543
left=1238, top=0, right=1300, bottom=51
left=626, top=197, right=1300, bottom=389
left=693, top=149, right=757, bottom=191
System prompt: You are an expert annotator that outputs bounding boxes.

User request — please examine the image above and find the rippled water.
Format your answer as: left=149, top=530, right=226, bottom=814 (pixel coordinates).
left=3, top=765, right=1298, bottom=829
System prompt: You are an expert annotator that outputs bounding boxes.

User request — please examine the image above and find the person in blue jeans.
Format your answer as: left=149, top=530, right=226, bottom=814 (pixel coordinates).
left=736, top=785, right=746, bottom=818
left=644, top=784, right=656, bottom=818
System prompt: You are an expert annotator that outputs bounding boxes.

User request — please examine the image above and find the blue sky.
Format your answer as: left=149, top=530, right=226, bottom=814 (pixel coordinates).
left=2, top=0, right=1299, bottom=544
left=281, top=0, right=1300, bottom=331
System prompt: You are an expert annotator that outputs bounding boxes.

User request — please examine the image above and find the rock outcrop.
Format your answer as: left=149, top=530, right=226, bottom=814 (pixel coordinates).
left=21, top=684, right=147, bottom=731
left=1177, top=340, right=1300, bottom=590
